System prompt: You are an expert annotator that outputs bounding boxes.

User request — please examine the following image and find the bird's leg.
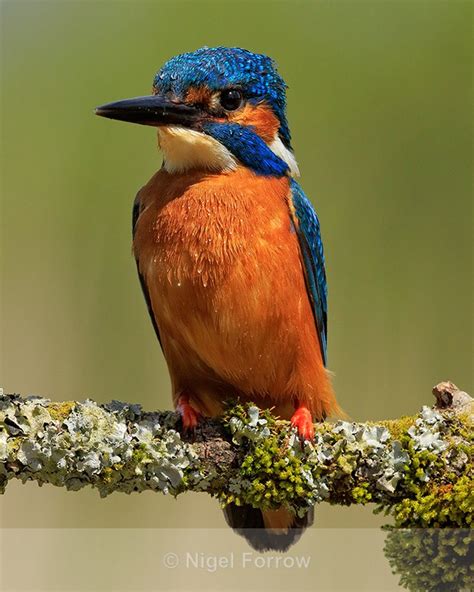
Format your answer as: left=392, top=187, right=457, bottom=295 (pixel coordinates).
left=176, top=392, right=201, bottom=432
left=290, top=400, right=315, bottom=440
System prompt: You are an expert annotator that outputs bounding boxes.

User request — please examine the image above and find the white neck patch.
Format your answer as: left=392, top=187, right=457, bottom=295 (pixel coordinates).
left=269, top=136, right=300, bottom=177
left=157, top=125, right=300, bottom=176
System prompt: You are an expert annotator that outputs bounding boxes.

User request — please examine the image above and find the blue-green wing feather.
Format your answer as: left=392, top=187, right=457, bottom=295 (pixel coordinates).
left=289, top=179, right=328, bottom=365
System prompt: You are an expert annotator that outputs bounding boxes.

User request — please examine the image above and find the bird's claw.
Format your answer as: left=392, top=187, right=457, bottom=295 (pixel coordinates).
left=176, top=393, right=201, bottom=433
left=290, top=406, right=315, bottom=441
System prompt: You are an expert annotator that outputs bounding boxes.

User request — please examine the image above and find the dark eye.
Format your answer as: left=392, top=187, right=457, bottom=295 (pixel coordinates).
left=219, top=89, right=243, bottom=111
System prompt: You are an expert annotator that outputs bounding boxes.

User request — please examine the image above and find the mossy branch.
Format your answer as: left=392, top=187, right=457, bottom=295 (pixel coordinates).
left=0, top=382, right=472, bottom=527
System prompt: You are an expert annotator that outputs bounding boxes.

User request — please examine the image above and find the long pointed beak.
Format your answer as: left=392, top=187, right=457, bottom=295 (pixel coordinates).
left=95, top=95, right=202, bottom=127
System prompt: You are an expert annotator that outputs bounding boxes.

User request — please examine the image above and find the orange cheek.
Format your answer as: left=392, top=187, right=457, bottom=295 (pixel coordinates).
left=227, top=103, right=280, bottom=143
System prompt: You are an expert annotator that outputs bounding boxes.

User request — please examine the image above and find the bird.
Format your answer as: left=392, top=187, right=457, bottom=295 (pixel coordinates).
left=96, top=46, right=341, bottom=551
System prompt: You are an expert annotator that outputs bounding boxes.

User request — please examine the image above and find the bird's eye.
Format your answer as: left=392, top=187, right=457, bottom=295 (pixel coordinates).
left=219, top=89, right=243, bottom=111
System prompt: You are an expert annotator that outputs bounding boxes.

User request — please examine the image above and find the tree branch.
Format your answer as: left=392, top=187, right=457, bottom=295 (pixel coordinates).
left=1, top=382, right=472, bottom=527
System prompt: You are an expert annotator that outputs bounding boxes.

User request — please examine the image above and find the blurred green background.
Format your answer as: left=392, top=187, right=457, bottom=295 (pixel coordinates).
left=0, top=0, right=472, bottom=589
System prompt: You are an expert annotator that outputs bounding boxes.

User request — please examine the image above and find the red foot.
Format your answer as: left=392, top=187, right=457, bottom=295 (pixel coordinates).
left=176, top=393, right=201, bottom=432
left=291, top=406, right=315, bottom=441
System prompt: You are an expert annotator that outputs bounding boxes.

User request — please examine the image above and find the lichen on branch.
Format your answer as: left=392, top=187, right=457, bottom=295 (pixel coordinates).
left=0, top=382, right=472, bottom=528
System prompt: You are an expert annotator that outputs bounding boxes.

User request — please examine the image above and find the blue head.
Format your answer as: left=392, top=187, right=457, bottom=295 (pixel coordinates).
left=96, top=47, right=299, bottom=177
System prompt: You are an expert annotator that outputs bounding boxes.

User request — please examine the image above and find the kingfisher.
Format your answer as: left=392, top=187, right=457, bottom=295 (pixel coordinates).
left=96, top=46, right=341, bottom=551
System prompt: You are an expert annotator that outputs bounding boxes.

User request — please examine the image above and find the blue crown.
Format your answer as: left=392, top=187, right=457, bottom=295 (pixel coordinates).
left=153, top=47, right=291, bottom=148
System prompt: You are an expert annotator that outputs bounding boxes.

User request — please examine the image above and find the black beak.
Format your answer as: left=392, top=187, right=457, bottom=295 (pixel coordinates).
left=95, top=95, right=202, bottom=127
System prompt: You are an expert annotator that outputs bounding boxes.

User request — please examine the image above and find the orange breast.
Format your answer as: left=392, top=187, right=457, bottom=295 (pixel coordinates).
left=133, top=167, right=336, bottom=419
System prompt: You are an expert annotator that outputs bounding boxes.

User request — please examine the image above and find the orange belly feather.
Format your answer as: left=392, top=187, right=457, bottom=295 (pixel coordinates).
left=133, top=167, right=337, bottom=420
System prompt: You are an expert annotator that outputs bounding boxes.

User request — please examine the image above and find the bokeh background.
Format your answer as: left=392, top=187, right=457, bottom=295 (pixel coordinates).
left=1, top=1, right=472, bottom=590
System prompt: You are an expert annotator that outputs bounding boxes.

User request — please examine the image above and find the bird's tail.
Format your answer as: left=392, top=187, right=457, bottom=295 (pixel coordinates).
left=223, top=504, right=313, bottom=552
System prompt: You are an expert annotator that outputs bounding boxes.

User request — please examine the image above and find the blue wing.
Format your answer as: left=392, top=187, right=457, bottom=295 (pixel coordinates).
left=288, top=179, right=328, bottom=366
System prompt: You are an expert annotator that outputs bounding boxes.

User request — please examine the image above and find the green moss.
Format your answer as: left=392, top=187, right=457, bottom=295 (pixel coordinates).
left=456, top=402, right=474, bottom=426
left=377, top=415, right=474, bottom=527
left=2, top=394, right=472, bottom=527
left=131, top=443, right=153, bottom=465
left=337, top=454, right=355, bottom=475
left=221, top=401, right=474, bottom=521
left=222, top=400, right=277, bottom=429
left=352, top=483, right=372, bottom=504
left=227, top=433, right=315, bottom=510
left=48, top=401, right=75, bottom=422
left=391, top=476, right=473, bottom=528
left=101, top=467, right=114, bottom=484
left=220, top=403, right=317, bottom=512
left=7, top=436, right=22, bottom=455
left=384, top=528, right=473, bottom=592
left=376, top=416, right=416, bottom=441
left=450, top=414, right=473, bottom=442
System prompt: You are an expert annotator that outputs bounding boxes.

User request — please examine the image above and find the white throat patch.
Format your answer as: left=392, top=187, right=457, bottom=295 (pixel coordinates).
left=157, top=126, right=237, bottom=174
left=157, top=125, right=299, bottom=176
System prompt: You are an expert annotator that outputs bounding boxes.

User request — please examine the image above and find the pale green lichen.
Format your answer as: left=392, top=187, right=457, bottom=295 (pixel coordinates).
left=219, top=402, right=472, bottom=526
left=375, top=408, right=473, bottom=528
left=0, top=394, right=472, bottom=529
left=0, top=395, right=209, bottom=497
left=375, top=416, right=416, bottom=443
